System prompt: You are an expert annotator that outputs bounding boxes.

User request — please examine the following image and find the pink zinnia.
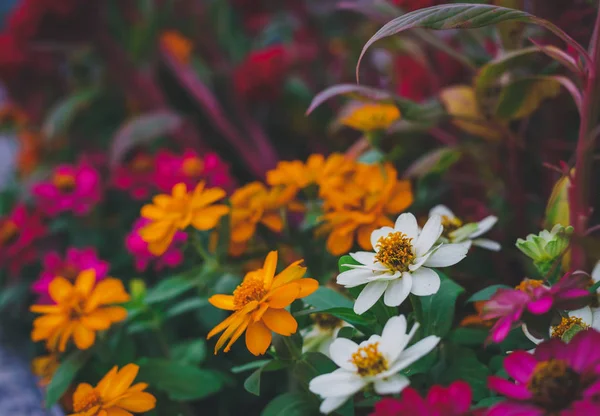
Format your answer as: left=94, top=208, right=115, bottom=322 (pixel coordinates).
left=32, top=162, right=101, bottom=216
left=125, top=218, right=187, bottom=272
left=488, top=329, right=600, bottom=415
left=372, top=381, right=484, bottom=416
left=31, top=247, right=109, bottom=304
left=112, top=152, right=156, bottom=200
left=155, top=149, right=234, bottom=193
left=0, top=203, right=46, bottom=275
left=481, top=274, right=591, bottom=343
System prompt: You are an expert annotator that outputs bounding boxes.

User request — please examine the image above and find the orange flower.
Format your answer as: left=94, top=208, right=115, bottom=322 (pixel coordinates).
left=30, top=270, right=130, bottom=352
left=70, top=363, right=156, bottom=416
left=140, top=182, right=229, bottom=255
left=160, top=30, right=193, bottom=64
left=340, top=102, right=400, bottom=132
left=32, top=354, right=60, bottom=386
left=460, top=301, right=494, bottom=328
left=207, top=251, right=318, bottom=355
left=317, top=163, right=413, bottom=255
left=229, top=182, right=294, bottom=256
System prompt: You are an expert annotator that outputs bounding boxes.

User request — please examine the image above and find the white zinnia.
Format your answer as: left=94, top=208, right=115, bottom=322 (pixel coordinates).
left=301, top=314, right=352, bottom=357
left=337, top=213, right=469, bottom=315
left=309, top=315, right=440, bottom=414
left=429, top=205, right=500, bottom=251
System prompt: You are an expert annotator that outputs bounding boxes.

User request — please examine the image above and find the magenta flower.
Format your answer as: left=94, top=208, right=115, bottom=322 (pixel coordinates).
left=32, top=162, right=101, bottom=216
left=488, top=329, right=600, bottom=415
left=155, top=149, right=234, bottom=193
left=125, top=218, right=187, bottom=272
left=0, top=204, right=46, bottom=275
left=31, top=247, right=109, bottom=304
left=371, top=381, right=484, bottom=416
left=481, top=274, right=591, bottom=343
left=112, top=152, right=156, bottom=200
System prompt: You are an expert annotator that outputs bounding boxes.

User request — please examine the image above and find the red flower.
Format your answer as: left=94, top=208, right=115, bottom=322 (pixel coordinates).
left=233, top=45, right=291, bottom=101
left=0, top=204, right=46, bottom=275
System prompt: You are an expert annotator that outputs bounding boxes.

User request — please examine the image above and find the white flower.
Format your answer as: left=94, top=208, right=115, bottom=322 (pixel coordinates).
left=337, top=213, right=469, bottom=315
left=308, top=315, right=440, bottom=414
left=523, top=305, right=600, bottom=345
left=302, top=313, right=352, bottom=357
left=429, top=205, right=500, bottom=251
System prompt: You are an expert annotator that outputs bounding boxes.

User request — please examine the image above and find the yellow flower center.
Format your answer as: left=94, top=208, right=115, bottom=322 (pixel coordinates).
left=350, top=342, right=388, bottom=377
left=130, top=155, right=154, bottom=173
left=181, top=157, right=203, bottom=177
left=527, top=359, right=581, bottom=411
left=441, top=215, right=463, bottom=239
left=374, top=232, right=415, bottom=272
left=312, top=313, right=343, bottom=330
left=52, top=172, right=76, bottom=191
left=73, top=389, right=103, bottom=413
left=551, top=316, right=589, bottom=339
left=61, top=265, right=80, bottom=281
left=515, top=279, right=544, bottom=292
left=0, top=220, right=18, bottom=245
left=233, top=275, right=267, bottom=309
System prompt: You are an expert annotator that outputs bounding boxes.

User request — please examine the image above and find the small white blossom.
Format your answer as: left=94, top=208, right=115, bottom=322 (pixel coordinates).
left=429, top=205, right=500, bottom=251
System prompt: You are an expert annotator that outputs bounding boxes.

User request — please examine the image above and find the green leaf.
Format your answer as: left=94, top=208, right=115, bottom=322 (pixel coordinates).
left=46, top=350, right=90, bottom=407
left=144, top=276, right=197, bottom=304
left=494, top=77, right=562, bottom=120
left=357, top=4, right=587, bottom=79
left=449, top=327, right=489, bottom=346
left=307, top=84, right=392, bottom=115
left=261, top=392, right=316, bottom=416
left=244, top=360, right=286, bottom=396
left=419, top=271, right=464, bottom=337
left=171, top=339, right=207, bottom=365
left=475, top=47, right=544, bottom=92
left=138, top=358, right=225, bottom=401
left=231, top=359, right=272, bottom=374
left=474, top=396, right=505, bottom=408
left=467, top=284, right=511, bottom=302
left=338, top=255, right=360, bottom=273
left=438, top=346, right=490, bottom=401
left=321, top=307, right=377, bottom=335
left=303, top=286, right=354, bottom=310
left=404, top=147, right=461, bottom=179
left=166, top=298, right=209, bottom=318
left=293, top=352, right=337, bottom=386
left=42, top=88, right=100, bottom=141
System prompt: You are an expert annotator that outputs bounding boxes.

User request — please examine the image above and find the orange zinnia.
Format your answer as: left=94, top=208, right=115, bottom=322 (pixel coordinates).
left=32, top=354, right=60, bottom=386
left=317, top=163, right=413, bottom=255
left=340, top=102, right=400, bottom=132
left=70, top=363, right=156, bottom=416
left=140, top=181, right=229, bottom=255
left=30, top=270, right=130, bottom=352
left=229, top=182, right=294, bottom=256
left=160, top=30, right=193, bottom=64
left=207, top=251, right=318, bottom=355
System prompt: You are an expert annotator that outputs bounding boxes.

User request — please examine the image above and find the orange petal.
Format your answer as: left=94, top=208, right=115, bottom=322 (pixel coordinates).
left=261, top=213, right=283, bottom=232
left=267, top=284, right=300, bottom=309
left=231, top=221, right=256, bottom=243
left=80, top=311, right=112, bottom=330
left=261, top=308, right=298, bottom=336
left=58, top=324, right=74, bottom=352
left=357, top=224, right=375, bottom=251
left=140, top=204, right=165, bottom=220
left=262, top=251, right=278, bottom=289
left=30, top=305, right=61, bottom=314
left=192, top=187, right=226, bottom=207
left=113, top=392, right=156, bottom=412
left=172, top=183, right=188, bottom=198
left=296, top=278, right=319, bottom=298
left=85, top=279, right=130, bottom=311
left=271, top=262, right=306, bottom=290
left=96, top=366, right=119, bottom=397
left=75, top=269, right=97, bottom=296
left=190, top=205, right=229, bottom=230
left=214, top=313, right=247, bottom=354
left=97, top=306, right=128, bottom=323
left=224, top=316, right=252, bottom=352
left=104, top=407, right=132, bottom=416
left=245, top=321, right=272, bottom=356
left=73, top=324, right=95, bottom=350
left=72, top=383, right=94, bottom=406
left=326, top=228, right=354, bottom=256
left=104, top=364, right=139, bottom=401
left=208, top=294, right=236, bottom=311
left=252, top=302, right=270, bottom=323
left=48, top=277, right=74, bottom=303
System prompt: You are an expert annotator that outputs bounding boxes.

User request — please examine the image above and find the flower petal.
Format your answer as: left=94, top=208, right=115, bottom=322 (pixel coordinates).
left=504, top=351, right=538, bottom=383
left=383, top=275, right=412, bottom=307
left=349, top=251, right=376, bottom=266
left=262, top=251, right=278, bottom=289
left=370, top=227, right=395, bottom=250
left=487, top=376, right=533, bottom=400
left=379, top=315, right=409, bottom=363
left=387, top=335, right=440, bottom=374
left=409, top=268, right=441, bottom=296
left=471, top=216, right=498, bottom=238
left=428, top=205, right=455, bottom=219
left=328, top=338, right=360, bottom=371
left=415, top=215, right=443, bottom=256
left=48, top=277, right=73, bottom=303
left=337, top=268, right=376, bottom=288
left=423, top=242, right=469, bottom=268
left=73, top=324, right=95, bottom=350
left=114, top=392, right=156, bottom=412
left=309, top=369, right=365, bottom=398
left=245, top=321, right=272, bottom=356
left=354, top=281, right=388, bottom=315
left=208, top=294, right=236, bottom=311
left=267, top=283, right=301, bottom=308
left=261, top=308, right=298, bottom=336
left=373, top=374, right=410, bottom=395
left=473, top=239, right=502, bottom=251
left=297, top=278, right=319, bottom=298
left=394, top=213, right=419, bottom=240
left=320, top=396, right=350, bottom=415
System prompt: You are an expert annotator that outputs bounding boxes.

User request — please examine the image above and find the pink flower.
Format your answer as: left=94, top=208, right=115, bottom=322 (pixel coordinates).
left=32, top=162, right=101, bottom=216
left=31, top=247, right=109, bottom=304
left=0, top=204, right=46, bottom=275
left=481, top=274, right=591, bottom=344
left=371, top=381, right=483, bottom=416
left=112, top=152, right=156, bottom=200
left=488, top=329, right=600, bottom=415
left=155, top=149, right=234, bottom=193
left=125, top=218, right=187, bottom=272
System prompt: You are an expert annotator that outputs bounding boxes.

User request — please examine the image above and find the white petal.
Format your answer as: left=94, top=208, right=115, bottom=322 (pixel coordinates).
left=354, top=281, right=388, bottom=315
left=379, top=315, right=410, bottom=363
left=394, top=213, right=419, bottom=240
left=383, top=274, right=412, bottom=307
left=470, top=216, right=498, bottom=238
left=408, top=252, right=431, bottom=271
left=415, top=215, right=443, bottom=256
left=522, top=324, right=543, bottom=345
left=349, top=251, right=376, bottom=266
left=592, top=308, right=600, bottom=330
left=472, top=239, right=501, bottom=251
left=373, top=374, right=410, bottom=395
left=337, top=268, right=373, bottom=288
left=592, top=261, right=600, bottom=283
left=309, top=369, right=364, bottom=398
left=361, top=334, right=381, bottom=346
left=423, top=242, right=469, bottom=268
left=428, top=205, right=455, bottom=219
left=386, top=336, right=440, bottom=374
left=370, top=226, right=395, bottom=250
left=365, top=271, right=401, bottom=282
left=320, top=396, right=351, bottom=414
left=570, top=306, right=593, bottom=325
left=329, top=338, right=359, bottom=371
left=409, top=267, right=441, bottom=296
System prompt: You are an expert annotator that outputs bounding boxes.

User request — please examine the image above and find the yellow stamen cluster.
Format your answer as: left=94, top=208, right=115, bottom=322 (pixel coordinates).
left=375, top=232, right=415, bottom=272
left=551, top=317, right=589, bottom=339
left=312, top=313, right=343, bottom=330
left=351, top=342, right=388, bottom=377
left=527, top=359, right=581, bottom=410
left=515, top=279, right=544, bottom=292
left=528, top=360, right=569, bottom=391
left=441, top=215, right=463, bottom=238
left=52, top=172, right=76, bottom=191
left=73, top=389, right=103, bottom=412
left=232, top=275, right=267, bottom=309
